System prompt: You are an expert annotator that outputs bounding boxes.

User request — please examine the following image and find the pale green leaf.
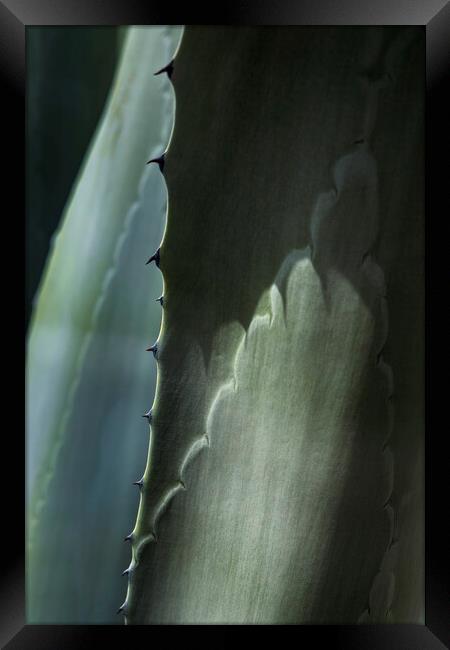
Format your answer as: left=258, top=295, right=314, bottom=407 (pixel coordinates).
left=27, top=25, right=183, bottom=623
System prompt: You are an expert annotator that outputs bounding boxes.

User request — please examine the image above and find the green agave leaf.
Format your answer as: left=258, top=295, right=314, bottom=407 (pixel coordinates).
left=125, top=27, right=424, bottom=623
left=27, top=25, right=183, bottom=623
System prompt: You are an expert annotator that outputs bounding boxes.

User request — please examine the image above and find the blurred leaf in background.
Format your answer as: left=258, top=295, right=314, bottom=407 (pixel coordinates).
left=26, top=27, right=123, bottom=329
left=26, top=25, right=183, bottom=623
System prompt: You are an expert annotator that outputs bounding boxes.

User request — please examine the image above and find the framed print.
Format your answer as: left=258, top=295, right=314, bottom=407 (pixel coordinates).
left=1, top=0, right=447, bottom=647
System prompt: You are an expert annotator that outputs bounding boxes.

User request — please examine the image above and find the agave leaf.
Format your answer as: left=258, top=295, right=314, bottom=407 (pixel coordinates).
left=126, top=27, right=424, bottom=623
left=27, top=25, right=183, bottom=623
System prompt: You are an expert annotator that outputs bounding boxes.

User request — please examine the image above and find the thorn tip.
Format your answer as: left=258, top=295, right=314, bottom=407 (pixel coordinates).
left=146, top=343, right=158, bottom=358
left=146, top=154, right=165, bottom=172
left=154, top=60, right=174, bottom=79
left=142, top=409, right=153, bottom=422
left=145, top=248, right=160, bottom=267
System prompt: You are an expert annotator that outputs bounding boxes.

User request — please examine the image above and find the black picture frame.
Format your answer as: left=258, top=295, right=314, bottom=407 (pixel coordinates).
left=2, top=1, right=448, bottom=647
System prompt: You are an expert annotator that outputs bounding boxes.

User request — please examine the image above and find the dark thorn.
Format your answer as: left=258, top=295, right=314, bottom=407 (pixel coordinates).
left=124, top=534, right=133, bottom=542
left=154, top=60, right=174, bottom=79
left=145, top=248, right=160, bottom=267
left=133, top=479, right=144, bottom=488
left=155, top=295, right=164, bottom=306
left=354, top=139, right=365, bottom=144
left=146, top=343, right=158, bottom=358
left=376, top=351, right=382, bottom=366
left=142, top=409, right=152, bottom=422
left=146, top=154, right=165, bottom=172
left=122, top=569, right=129, bottom=577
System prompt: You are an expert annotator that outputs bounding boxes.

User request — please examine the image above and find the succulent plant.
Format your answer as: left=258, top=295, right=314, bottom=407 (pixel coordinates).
left=27, top=25, right=424, bottom=624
